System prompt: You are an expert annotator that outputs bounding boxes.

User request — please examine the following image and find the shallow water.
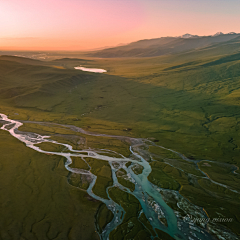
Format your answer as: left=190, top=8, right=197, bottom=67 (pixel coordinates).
left=0, top=113, right=238, bottom=240
left=74, top=66, right=107, bottom=73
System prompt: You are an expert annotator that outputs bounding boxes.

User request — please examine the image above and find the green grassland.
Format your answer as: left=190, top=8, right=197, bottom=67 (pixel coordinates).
left=16, top=121, right=131, bottom=158
left=96, top=203, right=114, bottom=234
left=116, top=168, right=135, bottom=192
left=198, top=161, right=240, bottom=191
left=148, top=146, right=182, bottom=160
left=69, top=156, right=90, bottom=170
left=148, top=162, right=181, bottom=190
left=1, top=49, right=240, bottom=165
left=1, top=40, right=240, bottom=238
left=85, top=157, right=113, bottom=199
left=0, top=129, right=100, bottom=240
left=37, top=142, right=72, bottom=153
left=17, top=121, right=131, bottom=157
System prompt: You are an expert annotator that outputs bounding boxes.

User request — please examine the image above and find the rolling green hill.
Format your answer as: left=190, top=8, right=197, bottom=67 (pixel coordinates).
left=1, top=49, right=240, bottom=164
left=1, top=43, right=240, bottom=238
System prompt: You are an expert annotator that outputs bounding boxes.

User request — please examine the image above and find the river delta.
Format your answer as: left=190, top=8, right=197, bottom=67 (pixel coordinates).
left=1, top=113, right=239, bottom=240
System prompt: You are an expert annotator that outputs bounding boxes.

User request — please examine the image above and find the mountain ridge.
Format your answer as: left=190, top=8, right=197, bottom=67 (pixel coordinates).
left=90, top=33, right=240, bottom=58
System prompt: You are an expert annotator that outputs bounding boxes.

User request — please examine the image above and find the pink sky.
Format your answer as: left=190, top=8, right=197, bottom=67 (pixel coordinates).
left=1, top=0, right=240, bottom=51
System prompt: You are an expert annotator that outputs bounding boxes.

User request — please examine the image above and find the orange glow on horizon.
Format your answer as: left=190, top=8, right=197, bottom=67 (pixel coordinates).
left=1, top=0, right=240, bottom=51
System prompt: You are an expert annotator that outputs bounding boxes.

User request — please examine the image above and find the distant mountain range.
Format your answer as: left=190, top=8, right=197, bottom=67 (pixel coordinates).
left=180, top=32, right=238, bottom=38
left=90, top=32, right=240, bottom=58
left=180, top=34, right=199, bottom=38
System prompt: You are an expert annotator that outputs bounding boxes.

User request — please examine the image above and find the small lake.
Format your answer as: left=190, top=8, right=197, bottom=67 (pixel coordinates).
left=74, top=66, right=107, bottom=73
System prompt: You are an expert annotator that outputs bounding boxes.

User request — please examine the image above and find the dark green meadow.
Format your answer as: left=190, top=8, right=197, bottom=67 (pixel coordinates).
left=1, top=39, right=240, bottom=239
left=0, top=128, right=100, bottom=240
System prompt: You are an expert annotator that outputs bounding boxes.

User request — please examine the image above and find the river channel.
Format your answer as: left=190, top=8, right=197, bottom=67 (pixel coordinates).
left=0, top=113, right=238, bottom=240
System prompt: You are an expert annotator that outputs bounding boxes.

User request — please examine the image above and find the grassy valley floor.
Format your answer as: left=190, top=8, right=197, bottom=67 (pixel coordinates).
left=0, top=48, right=240, bottom=239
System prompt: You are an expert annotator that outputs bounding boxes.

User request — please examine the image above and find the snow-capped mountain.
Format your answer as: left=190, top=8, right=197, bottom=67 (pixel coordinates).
left=212, top=32, right=224, bottom=37
left=180, top=34, right=199, bottom=38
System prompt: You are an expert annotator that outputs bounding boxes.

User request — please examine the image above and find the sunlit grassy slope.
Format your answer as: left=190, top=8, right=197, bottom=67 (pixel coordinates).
left=1, top=48, right=240, bottom=165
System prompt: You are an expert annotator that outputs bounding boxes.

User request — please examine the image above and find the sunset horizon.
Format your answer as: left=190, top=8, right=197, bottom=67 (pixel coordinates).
left=1, top=0, right=240, bottom=51
left=1, top=31, right=240, bottom=52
